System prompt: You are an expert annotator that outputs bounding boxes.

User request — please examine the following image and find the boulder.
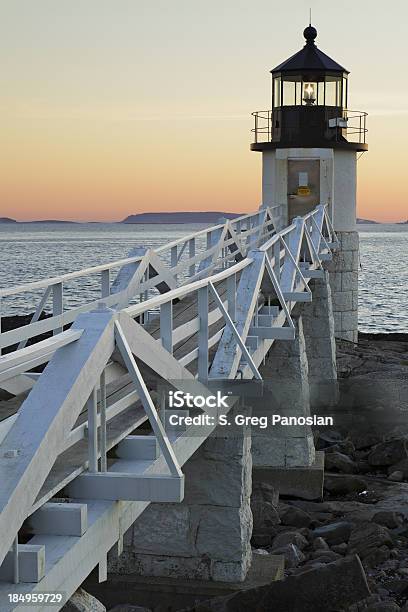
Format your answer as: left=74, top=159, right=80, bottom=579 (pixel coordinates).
left=351, top=432, right=383, bottom=450
left=325, top=440, right=355, bottom=456
left=348, top=523, right=393, bottom=565
left=271, top=543, right=305, bottom=569
left=368, top=439, right=408, bottom=467
left=325, top=451, right=358, bottom=474
left=332, top=543, right=348, bottom=554
left=271, top=531, right=308, bottom=551
left=388, top=458, right=408, bottom=479
left=388, top=471, right=404, bottom=482
left=181, top=555, right=371, bottom=612
left=324, top=474, right=367, bottom=494
left=251, top=483, right=280, bottom=533
left=280, top=506, right=311, bottom=528
left=312, top=521, right=352, bottom=545
left=364, top=603, right=401, bottom=612
left=372, top=511, right=403, bottom=529
left=62, top=588, right=106, bottom=612
left=312, top=537, right=330, bottom=551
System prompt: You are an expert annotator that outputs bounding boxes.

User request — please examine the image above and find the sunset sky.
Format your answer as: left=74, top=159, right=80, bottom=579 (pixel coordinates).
left=1, top=0, right=407, bottom=222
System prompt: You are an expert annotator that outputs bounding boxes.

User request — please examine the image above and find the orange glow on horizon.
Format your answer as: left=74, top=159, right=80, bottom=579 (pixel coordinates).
left=1, top=3, right=407, bottom=224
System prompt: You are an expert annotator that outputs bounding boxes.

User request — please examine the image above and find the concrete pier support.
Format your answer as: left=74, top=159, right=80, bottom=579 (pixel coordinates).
left=252, top=316, right=315, bottom=469
left=108, top=412, right=252, bottom=583
left=325, top=231, right=359, bottom=343
left=296, top=270, right=338, bottom=408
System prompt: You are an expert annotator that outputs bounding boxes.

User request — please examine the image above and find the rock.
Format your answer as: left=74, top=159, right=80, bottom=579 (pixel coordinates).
left=316, top=430, right=343, bottom=449
left=252, top=548, right=269, bottom=556
left=332, top=543, right=348, bottom=554
left=356, top=459, right=372, bottom=473
left=312, top=521, right=352, bottom=545
left=324, top=474, right=367, bottom=494
left=62, top=588, right=106, bottom=611
left=271, top=543, right=305, bottom=568
left=368, top=439, right=408, bottom=467
left=271, top=531, right=308, bottom=551
left=252, top=481, right=279, bottom=506
left=181, top=555, right=371, bottom=611
left=383, top=577, right=408, bottom=595
left=251, top=483, right=280, bottom=533
left=364, top=603, right=401, bottom=612
left=280, top=506, right=312, bottom=528
left=388, top=470, right=404, bottom=482
left=388, top=458, right=408, bottom=479
left=325, top=440, right=356, bottom=456
left=289, top=500, right=333, bottom=513
left=251, top=533, right=273, bottom=548
left=351, top=432, right=383, bottom=450
left=348, top=523, right=393, bottom=565
left=325, top=451, right=358, bottom=474
left=372, top=511, right=403, bottom=529
left=312, top=537, right=330, bottom=551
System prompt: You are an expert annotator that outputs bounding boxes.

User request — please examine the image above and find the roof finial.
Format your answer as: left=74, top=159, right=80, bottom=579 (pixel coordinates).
left=303, top=17, right=317, bottom=46
left=309, top=7, right=312, bottom=26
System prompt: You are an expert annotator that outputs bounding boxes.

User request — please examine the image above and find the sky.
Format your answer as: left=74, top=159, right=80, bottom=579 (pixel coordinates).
left=0, top=0, right=407, bottom=223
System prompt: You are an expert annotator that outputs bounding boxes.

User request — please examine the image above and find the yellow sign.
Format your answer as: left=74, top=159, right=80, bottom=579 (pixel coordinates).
left=297, top=187, right=311, bottom=196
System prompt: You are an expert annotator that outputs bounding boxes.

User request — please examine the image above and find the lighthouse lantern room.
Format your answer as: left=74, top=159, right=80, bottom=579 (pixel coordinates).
left=251, top=24, right=368, bottom=342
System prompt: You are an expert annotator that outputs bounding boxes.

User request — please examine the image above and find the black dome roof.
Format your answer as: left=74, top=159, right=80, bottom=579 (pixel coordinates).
left=271, top=25, right=349, bottom=74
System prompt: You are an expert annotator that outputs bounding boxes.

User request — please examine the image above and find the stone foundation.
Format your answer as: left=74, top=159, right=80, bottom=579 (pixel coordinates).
left=296, top=271, right=338, bottom=408
left=108, top=411, right=252, bottom=583
left=325, top=230, right=359, bottom=343
left=252, top=316, right=315, bottom=469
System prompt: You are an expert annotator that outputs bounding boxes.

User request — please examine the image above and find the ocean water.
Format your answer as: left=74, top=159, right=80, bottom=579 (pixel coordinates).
left=0, top=222, right=407, bottom=333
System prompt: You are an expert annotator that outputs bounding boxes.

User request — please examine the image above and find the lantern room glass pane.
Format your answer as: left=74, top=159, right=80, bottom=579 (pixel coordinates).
left=273, top=77, right=281, bottom=107
left=343, top=77, right=348, bottom=108
left=282, top=80, right=296, bottom=105
left=317, top=81, right=324, bottom=105
left=325, top=76, right=342, bottom=106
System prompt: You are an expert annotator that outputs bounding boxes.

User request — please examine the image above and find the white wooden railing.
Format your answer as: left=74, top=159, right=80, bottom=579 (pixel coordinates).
left=0, top=206, right=279, bottom=354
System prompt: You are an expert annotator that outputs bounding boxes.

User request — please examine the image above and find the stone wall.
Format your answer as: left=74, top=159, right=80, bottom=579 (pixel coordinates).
left=325, top=231, right=359, bottom=343
left=252, top=316, right=315, bottom=469
left=296, top=271, right=338, bottom=408
left=108, top=411, right=253, bottom=583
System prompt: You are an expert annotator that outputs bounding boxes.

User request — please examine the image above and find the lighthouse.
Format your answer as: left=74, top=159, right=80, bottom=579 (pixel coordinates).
left=251, top=24, right=367, bottom=343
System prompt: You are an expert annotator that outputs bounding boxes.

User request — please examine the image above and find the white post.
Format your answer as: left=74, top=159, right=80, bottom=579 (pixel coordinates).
left=13, top=536, right=18, bottom=584
left=160, top=301, right=173, bottom=354
left=171, top=246, right=178, bottom=285
left=197, top=286, right=209, bottom=382
left=189, top=238, right=195, bottom=277
left=227, top=273, right=236, bottom=321
left=52, top=282, right=63, bottom=335
left=99, top=370, right=107, bottom=472
left=101, top=269, right=110, bottom=298
left=87, top=387, right=98, bottom=473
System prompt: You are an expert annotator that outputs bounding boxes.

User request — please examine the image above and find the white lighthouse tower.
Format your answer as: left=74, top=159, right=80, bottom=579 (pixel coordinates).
left=251, top=24, right=367, bottom=342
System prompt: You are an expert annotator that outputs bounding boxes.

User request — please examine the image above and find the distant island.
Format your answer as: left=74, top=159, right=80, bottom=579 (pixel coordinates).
left=121, top=212, right=241, bottom=224
left=0, top=217, right=77, bottom=224
left=356, top=218, right=378, bottom=224
left=0, top=217, right=17, bottom=223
